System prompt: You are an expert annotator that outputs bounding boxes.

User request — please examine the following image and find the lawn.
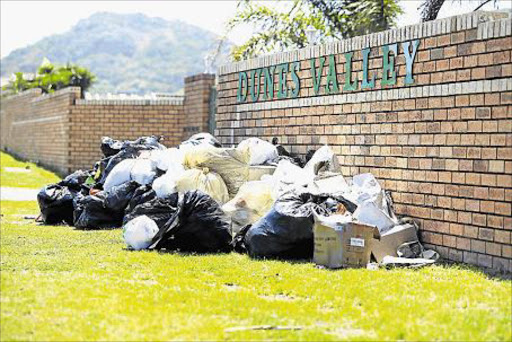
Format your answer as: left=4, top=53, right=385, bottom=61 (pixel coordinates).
left=1, top=153, right=511, bottom=341
left=0, top=152, right=60, bottom=188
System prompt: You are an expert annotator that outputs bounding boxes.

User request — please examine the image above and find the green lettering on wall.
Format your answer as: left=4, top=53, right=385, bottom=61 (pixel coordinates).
left=310, top=57, right=325, bottom=95
left=325, top=55, right=339, bottom=94
left=263, top=66, right=275, bottom=100
left=250, top=69, right=262, bottom=102
left=289, top=62, right=300, bottom=98
left=237, top=71, right=248, bottom=103
left=381, top=43, right=398, bottom=87
left=277, top=63, right=288, bottom=99
left=403, top=40, right=420, bottom=85
left=343, top=51, right=358, bottom=91
left=361, top=48, right=376, bottom=89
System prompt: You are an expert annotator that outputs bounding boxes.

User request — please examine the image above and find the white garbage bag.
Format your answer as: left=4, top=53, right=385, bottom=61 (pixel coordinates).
left=152, top=174, right=178, bottom=198
left=152, top=160, right=186, bottom=199
left=103, top=159, right=136, bottom=191
left=304, top=145, right=340, bottom=175
left=267, top=159, right=312, bottom=199
left=150, top=148, right=184, bottom=172
left=123, top=215, right=159, bottom=250
left=131, top=159, right=157, bottom=185
left=237, top=138, right=278, bottom=166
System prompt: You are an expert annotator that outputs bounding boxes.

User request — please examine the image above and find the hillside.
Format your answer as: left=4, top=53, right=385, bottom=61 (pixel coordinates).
left=0, top=12, right=230, bottom=94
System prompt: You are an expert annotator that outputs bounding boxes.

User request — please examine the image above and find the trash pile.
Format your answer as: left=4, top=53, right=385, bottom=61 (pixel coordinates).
left=37, top=133, right=439, bottom=268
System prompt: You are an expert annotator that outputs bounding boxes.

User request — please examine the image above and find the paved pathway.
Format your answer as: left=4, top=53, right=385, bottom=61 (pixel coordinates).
left=0, top=187, right=39, bottom=201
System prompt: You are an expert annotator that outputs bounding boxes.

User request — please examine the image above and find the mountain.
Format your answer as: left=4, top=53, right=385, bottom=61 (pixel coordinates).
left=0, top=12, right=230, bottom=94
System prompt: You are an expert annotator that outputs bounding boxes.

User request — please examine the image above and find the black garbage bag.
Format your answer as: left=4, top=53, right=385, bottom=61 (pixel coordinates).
left=130, top=135, right=166, bottom=150
left=243, top=192, right=340, bottom=260
left=37, top=184, right=77, bottom=225
left=73, top=192, right=124, bottom=229
left=123, top=193, right=178, bottom=228
left=59, top=169, right=93, bottom=191
left=148, top=191, right=232, bottom=253
left=124, top=185, right=157, bottom=218
left=104, top=181, right=139, bottom=212
left=182, top=132, right=222, bottom=148
left=270, top=137, right=304, bottom=166
left=97, top=135, right=166, bottom=185
left=101, top=137, right=124, bottom=157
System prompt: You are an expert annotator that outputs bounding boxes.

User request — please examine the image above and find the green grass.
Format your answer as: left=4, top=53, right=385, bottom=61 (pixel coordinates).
left=0, top=152, right=61, bottom=189
left=1, top=154, right=511, bottom=341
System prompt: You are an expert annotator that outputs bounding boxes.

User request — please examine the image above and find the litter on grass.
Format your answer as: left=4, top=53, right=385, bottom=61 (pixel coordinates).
left=36, top=133, right=438, bottom=268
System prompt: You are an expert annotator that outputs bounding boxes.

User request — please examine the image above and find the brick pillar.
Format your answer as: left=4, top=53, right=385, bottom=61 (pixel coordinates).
left=183, top=73, right=216, bottom=140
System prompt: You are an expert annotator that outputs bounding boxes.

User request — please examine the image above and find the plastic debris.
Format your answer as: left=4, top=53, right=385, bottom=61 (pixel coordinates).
left=123, top=215, right=159, bottom=250
left=237, top=138, right=278, bottom=166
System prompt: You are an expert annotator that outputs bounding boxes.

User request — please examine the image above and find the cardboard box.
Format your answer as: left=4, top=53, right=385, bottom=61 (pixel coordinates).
left=313, top=214, right=380, bottom=269
left=370, top=223, right=418, bottom=263
left=248, top=166, right=276, bottom=181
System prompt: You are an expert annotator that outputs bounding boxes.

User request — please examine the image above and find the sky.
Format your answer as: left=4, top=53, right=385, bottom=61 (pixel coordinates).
left=1, top=0, right=511, bottom=58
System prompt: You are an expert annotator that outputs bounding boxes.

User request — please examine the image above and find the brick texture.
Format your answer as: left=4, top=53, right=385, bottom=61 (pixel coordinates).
left=183, top=73, right=216, bottom=139
left=216, top=12, right=512, bottom=271
left=1, top=74, right=214, bottom=174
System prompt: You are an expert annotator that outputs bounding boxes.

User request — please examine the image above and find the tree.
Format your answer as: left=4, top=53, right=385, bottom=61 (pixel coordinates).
left=420, top=0, right=501, bottom=22
left=227, top=0, right=403, bottom=61
left=2, top=59, right=96, bottom=98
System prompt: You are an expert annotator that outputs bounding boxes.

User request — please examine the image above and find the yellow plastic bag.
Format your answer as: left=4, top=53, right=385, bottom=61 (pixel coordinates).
left=175, top=168, right=229, bottom=204
left=222, top=181, right=274, bottom=235
left=183, top=146, right=250, bottom=197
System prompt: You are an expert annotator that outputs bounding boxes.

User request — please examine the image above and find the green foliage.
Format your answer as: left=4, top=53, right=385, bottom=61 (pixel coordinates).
left=2, top=72, right=32, bottom=94
left=228, top=0, right=403, bottom=61
left=2, top=59, right=96, bottom=97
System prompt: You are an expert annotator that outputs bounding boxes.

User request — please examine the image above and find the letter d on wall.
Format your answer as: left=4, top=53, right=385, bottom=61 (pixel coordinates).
left=237, top=71, right=248, bottom=103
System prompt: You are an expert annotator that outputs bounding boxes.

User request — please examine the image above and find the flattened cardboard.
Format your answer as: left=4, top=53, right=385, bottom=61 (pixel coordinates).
left=371, top=223, right=418, bottom=263
left=313, top=216, right=380, bottom=269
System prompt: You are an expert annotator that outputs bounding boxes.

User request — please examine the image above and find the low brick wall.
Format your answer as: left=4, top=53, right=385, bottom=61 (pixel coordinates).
left=0, top=73, right=215, bottom=174
left=69, top=98, right=184, bottom=172
left=217, top=12, right=512, bottom=271
left=0, top=88, right=77, bottom=174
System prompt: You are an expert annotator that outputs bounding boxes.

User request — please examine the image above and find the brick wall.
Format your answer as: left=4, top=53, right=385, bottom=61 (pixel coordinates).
left=68, top=98, right=184, bottom=171
left=183, top=73, right=216, bottom=139
left=1, top=73, right=214, bottom=174
left=216, top=12, right=512, bottom=271
left=0, top=87, right=78, bottom=174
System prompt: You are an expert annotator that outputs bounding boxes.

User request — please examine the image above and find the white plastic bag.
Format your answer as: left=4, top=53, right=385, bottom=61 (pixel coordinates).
left=267, top=159, right=312, bottom=199
left=152, top=161, right=186, bottom=199
left=222, top=180, right=274, bottom=235
left=175, top=168, right=230, bottom=204
left=131, top=159, right=157, bottom=185
left=103, top=159, right=136, bottom=191
left=123, top=215, right=159, bottom=250
left=152, top=174, right=178, bottom=198
left=150, top=148, right=185, bottom=172
left=237, top=138, right=278, bottom=165
left=304, top=145, right=340, bottom=175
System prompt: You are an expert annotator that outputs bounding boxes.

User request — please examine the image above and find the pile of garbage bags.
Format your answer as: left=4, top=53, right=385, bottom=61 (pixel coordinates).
left=37, top=133, right=438, bottom=268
